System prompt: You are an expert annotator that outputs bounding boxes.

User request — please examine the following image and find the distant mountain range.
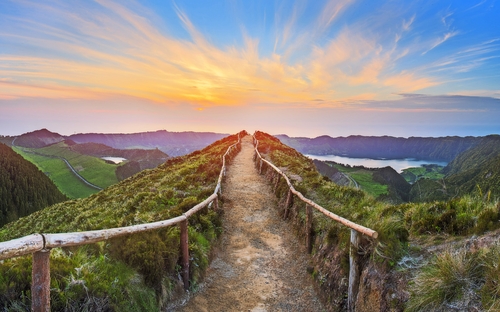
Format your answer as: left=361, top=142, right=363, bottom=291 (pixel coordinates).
left=7, top=128, right=229, bottom=157
left=310, top=134, right=500, bottom=203
left=275, top=134, right=482, bottom=162
left=68, top=130, right=228, bottom=156
left=0, top=128, right=231, bottom=200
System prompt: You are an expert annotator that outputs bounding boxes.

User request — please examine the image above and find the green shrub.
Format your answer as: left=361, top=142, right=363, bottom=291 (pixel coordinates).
left=0, top=246, right=157, bottom=311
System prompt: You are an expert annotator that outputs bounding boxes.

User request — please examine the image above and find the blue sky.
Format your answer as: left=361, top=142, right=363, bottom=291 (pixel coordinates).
left=0, top=0, right=499, bottom=137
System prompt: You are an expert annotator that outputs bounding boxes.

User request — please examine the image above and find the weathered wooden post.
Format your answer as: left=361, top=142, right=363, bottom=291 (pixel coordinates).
left=306, top=204, right=313, bottom=254
left=348, top=229, right=361, bottom=312
left=32, top=249, right=51, bottom=312
left=274, top=174, right=281, bottom=194
left=284, top=189, right=293, bottom=219
left=180, top=219, right=189, bottom=290
left=213, top=196, right=219, bottom=210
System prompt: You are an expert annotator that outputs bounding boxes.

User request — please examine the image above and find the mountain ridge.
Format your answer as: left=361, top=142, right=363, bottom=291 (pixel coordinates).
left=275, top=134, right=482, bottom=162
left=6, top=128, right=229, bottom=157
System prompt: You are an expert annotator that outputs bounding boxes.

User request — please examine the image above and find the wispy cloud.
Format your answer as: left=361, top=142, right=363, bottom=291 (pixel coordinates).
left=466, top=0, right=488, bottom=11
left=422, top=31, right=459, bottom=55
left=424, top=39, right=500, bottom=73
left=0, top=0, right=497, bottom=111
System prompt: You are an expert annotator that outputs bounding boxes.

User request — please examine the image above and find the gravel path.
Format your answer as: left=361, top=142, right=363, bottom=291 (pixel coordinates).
left=177, top=135, right=324, bottom=312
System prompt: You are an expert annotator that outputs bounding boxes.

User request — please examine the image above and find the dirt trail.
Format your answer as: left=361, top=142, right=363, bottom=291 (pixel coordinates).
left=176, top=135, right=324, bottom=311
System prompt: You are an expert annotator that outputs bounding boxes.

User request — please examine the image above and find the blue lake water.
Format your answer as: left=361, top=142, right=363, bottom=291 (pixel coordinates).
left=101, top=156, right=127, bottom=164
left=305, top=154, right=448, bottom=173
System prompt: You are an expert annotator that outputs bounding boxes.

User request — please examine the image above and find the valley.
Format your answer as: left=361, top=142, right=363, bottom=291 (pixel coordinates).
left=2, top=129, right=227, bottom=199
left=1, top=130, right=499, bottom=311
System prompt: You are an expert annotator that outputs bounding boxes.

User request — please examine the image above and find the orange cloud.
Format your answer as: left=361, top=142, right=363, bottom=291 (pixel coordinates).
left=0, top=0, right=441, bottom=108
left=383, top=72, right=439, bottom=92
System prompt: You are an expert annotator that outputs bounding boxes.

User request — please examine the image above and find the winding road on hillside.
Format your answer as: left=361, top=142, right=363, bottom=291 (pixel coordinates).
left=175, top=135, right=323, bottom=311
left=11, top=138, right=103, bottom=190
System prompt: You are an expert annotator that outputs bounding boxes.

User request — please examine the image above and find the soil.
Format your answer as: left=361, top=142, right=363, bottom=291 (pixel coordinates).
left=174, top=135, right=324, bottom=311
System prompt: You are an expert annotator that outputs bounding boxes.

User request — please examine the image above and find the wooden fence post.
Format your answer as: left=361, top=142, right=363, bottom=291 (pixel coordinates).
left=306, top=204, right=313, bottom=254
left=274, top=174, right=281, bottom=194
left=180, top=220, right=189, bottom=290
left=348, top=229, right=361, bottom=312
left=284, top=189, right=293, bottom=219
left=32, top=249, right=51, bottom=312
left=213, top=196, right=219, bottom=210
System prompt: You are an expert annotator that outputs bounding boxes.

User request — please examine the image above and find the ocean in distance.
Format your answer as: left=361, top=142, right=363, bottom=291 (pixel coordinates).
left=305, top=154, right=448, bottom=173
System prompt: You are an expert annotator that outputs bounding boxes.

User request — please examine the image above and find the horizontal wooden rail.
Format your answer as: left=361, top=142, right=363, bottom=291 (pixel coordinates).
left=0, top=131, right=243, bottom=311
left=0, top=234, right=45, bottom=260
left=44, top=215, right=187, bottom=249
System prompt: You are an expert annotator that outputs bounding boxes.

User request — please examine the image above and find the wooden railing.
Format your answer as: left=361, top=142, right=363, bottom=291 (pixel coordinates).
left=0, top=132, right=243, bottom=312
left=252, top=133, right=378, bottom=312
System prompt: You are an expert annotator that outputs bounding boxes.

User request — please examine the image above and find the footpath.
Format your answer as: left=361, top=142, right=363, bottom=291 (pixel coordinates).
left=177, top=135, right=324, bottom=311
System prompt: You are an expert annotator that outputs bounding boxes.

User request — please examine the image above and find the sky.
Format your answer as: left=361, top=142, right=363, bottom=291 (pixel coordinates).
left=1, top=0, right=499, bottom=138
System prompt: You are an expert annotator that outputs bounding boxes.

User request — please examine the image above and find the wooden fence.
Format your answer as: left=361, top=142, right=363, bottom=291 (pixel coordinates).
left=252, top=134, right=378, bottom=312
left=0, top=133, right=242, bottom=312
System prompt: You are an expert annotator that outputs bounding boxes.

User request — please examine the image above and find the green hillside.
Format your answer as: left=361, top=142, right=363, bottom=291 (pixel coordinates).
left=254, top=131, right=500, bottom=310
left=2, top=131, right=499, bottom=310
left=444, top=135, right=500, bottom=197
left=12, top=140, right=121, bottom=199
left=36, top=141, right=119, bottom=187
left=0, top=132, right=243, bottom=311
left=13, top=147, right=99, bottom=198
left=0, top=143, right=67, bottom=227
left=408, top=135, right=500, bottom=202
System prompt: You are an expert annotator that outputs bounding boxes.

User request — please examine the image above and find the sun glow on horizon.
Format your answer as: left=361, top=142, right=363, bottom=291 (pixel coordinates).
left=0, top=0, right=499, bottom=137
left=2, top=0, right=491, bottom=107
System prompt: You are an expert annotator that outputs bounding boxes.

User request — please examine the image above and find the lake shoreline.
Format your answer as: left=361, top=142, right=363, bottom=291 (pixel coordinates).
left=305, top=154, right=448, bottom=173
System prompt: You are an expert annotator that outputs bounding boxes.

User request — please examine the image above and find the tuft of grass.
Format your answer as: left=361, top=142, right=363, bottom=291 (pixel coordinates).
left=406, top=249, right=484, bottom=312
left=403, top=195, right=500, bottom=236
left=481, top=246, right=500, bottom=311
left=0, top=246, right=157, bottom=311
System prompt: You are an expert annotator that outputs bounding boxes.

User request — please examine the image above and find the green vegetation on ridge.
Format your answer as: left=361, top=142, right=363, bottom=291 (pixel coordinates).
left=255, top=131, right=500, bottom=310
left=0, top=132, right=244, bottom=310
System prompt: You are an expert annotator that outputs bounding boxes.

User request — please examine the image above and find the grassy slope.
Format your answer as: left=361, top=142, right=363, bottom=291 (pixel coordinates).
left=36, top=142, right=118, bottom=187
left=331, top=164, right=388, bottom=197
left=0, top=132, right=243, bottom=310
left=255, top=131, right=500, bottom=310
left=13, top=147, right=98, bottom=198
left=401, top=165, right=445, bottom=184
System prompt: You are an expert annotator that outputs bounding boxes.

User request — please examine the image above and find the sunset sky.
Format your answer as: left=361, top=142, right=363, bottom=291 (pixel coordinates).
left=1, top=0, right=499, bottom=138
